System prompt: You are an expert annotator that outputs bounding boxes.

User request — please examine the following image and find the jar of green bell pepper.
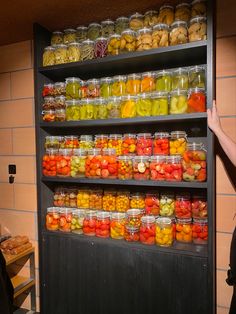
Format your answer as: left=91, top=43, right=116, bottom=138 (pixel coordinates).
left=155, top=70, right=172, bottom=92
left=65, top=99, right=80, bottom=121
left=100, top=77, right=113, bottom=98
left=172, top=68, right=189, bottom=90
left=151, top=91, right=169, bottom=116
left=93, top=98, right=108, bottom=119
left=65, top=77, right=81, bottom=99
left=170, top=89, right=188, bottom=114
left=136, top=93, right=152, bottom=117
left=80, top=98, right=94, bottom=120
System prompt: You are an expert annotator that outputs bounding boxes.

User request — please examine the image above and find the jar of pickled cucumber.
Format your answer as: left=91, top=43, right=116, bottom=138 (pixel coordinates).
left=152, top=23, right=169, bottom=48
left=121, top=95, right=137, bottom=118
left=77, top=188, right=90, bottom=208
left=87, top=23, right=101, bottom=40
left=101, top=19, right=115, bottom=37
left=111, top=75, right=126, bottom=96
left=94, top=134, right=108, bottom=150
left=153, top=132, right=169, bottom=155
left=103, top=190, right=117, bottom=211
left=59, top=208, right=72, bottom=232
left=126, top=74, right=141, bottom=95
left=70, top=149, right=86, bottom=177
left=188, top=65, right=206, bottom=88
left=118, top=156, right=133, bottom=180
left=101, top=148, right=118, bottom=179
left=42, top=109, right=55, bottom=122
left=63, top=136, right=79, bottom=149
left=170, top=89, right=188, bottom=114
left=130, top=192, right=145, bottom=209
left=192, top=218, right=208, bottom=244
left=149, top=155, right=166, bottom=181
left=120, top=29, right=137, bottom=53
left=116, top=190, right=130, bottom=212
left=80, top=98, right=94, bottom=120
left=57, top=148, right=72, bottom=177
left=156, top=217, right=173, bottom=247
left=100, top=77, right=113, bottom=98
left=43, top=46, right=55, bottom=66
left=144, top=10, right=158, bottom=27
left=107, top=96, right=121, bottom=118
left=136, top=93, right=152, bottom=117
left=51, top=31, right=63, bottom=45
left=165, top=155, right=183, bottom=182
left=94, top=98, right=108, bottom=119
left=79, top=135, right=94, bottom=149
left=94, top=37, right=108, bottom=58
left=85, top=148, right=102, bottom=178
left=83, top=211, right=97, bottom=236
left=174, top=3, right=191, bottom=22
left=65, top=77, right=81, bottom=99
left=54, top=44, right=68, bottom=64
left=86, top=78, right=100, bottom=98
left=188, top=87, right=206, bottom=113
left=108, top=134, right=122, bottom=155
left=136, top=133, right=153, bottom=156
left=172, top=68, right=189, bottom=89
left=76, top=26, right=88, bottom=42
left=110, top=212, right=126, bottom=239
left=122, top=133, right=136, bottom=156
left=63, top=29, right=76, bottom=44
left=43, top=96, right=55, bottom=110
left=108, top=34, right=121, bottom=55
left=115, top=16, right=129, bottom=34
left=42, top=83, right=54, bottom=97
left=80, top=39, right=95, bottom=61
left=151, top=91, right=169, bottom=116
left=176, top=218, right=193, bottom=243
left=155, top=70, right=172, bottom=92
left=55, top=95, right=66, bottom=109
left=133, top=156, right=150, bottom=180
left=140, top=72, right=155, bottom=93
left=89, top=189, right=103, bottom=210
left=65, top=100, right=80, bottom=121
left=159, top=192, right=175, bottom=216
left=129, top=13, right=144, bottom=31
left=67, top=42, right=81, bottom=62
left=191, top=0, right=207, bottom=17
left=54, top=82, right=66, bottom=96
left=71, top=209, right=86, bottom=234
left=157, top=4, right=174, bottom=26
left=169, top=131, right=187, bottom=155
left=45, top=136, right=63, bottom=149
left=46, top=207, right=60, bottom=231
left=169, top=21, right=188, bottom=45
left=126, top=208, right=142, bottom=227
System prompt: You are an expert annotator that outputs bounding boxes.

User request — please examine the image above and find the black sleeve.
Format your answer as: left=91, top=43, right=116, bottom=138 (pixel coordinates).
left=230, top=227, right=236, bottom=281
left=0, top=251, right=14, bottom=314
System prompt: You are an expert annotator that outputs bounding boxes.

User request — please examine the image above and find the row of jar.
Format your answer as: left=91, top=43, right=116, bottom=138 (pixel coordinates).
left=46, top=208, right=208, bottom=245
left=43, top=145, right=207, bottom=182
left=42, top=66, right=206, bottom=98
left=53, top=187, right=207, bottom=218
left=43, top=17, right=207, bottom=66
left=50, top=2, right=207, bottom=45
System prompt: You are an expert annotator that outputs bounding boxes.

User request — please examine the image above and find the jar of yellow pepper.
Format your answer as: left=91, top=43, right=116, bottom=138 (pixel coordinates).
left=111, top=75, right=126, bottom=96
left=126, top=74, right=141, bottom=95
left=110, top=212, right=126, bottom=240
left=121, top=95, right=137, bottom=118
left=77, top=188, right=90, bottom=209
left=136, top=93, right=152, bottom=117
left=169, top=131, right=187, bottom=155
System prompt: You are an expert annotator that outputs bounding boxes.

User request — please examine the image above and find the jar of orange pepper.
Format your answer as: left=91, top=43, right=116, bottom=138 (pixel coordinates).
left=140, top=216, right=156, bottom=245
left=42, top=107, right=55, bottom=121
left=117, top=156, right=133, bottom=180
left=176, top=218, right=192, bottom=243
left=95, top=211, right=110, bottom=238
left=57, top=148, right=72, bottom=177
left=59, top=208, right=72, bottom=232
left=103, top=190, right=116, bottom=211
left=192, top=218, right=208, bottom=244
left=140, top=71, right=155, bottom=93
left=130, top=192, right=145, bottom=209
left=77, top=188, right=90, bottom=209
left=110, top=212, right=126, bottom=239
left=126, top=73, right=141, bottom=95
left=83, top=211, right=97, bottom=236
left=122, top=133, right=136, bottom=155
left=85, top=148, right=102, bottom=178
left=145, top=192, right=159, bottom=216
left=153, top=132, right=169, bottom=155
left=42, top=148, right=58, bottom=176
left=95, top=134, right=108, bottom=150
left=156, top=217, right=173, bottom=247
left=116, top=190, right=130, bottom=212
left=46, top=207, right=60, bottom=231
left=63, top=135, right=79, bottom=149
left=187, top=87, right=206, bottom=113
left=175, top=193, right=191, bottom=219
left=101, top=148, right=118, bottom=179
left=89, top=189, right=103, bottom=210
left=108, top=134, right=122, bottom=155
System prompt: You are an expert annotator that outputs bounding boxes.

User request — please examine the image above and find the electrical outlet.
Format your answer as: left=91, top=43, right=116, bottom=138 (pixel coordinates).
left=8, top=164, right=16, bottom=174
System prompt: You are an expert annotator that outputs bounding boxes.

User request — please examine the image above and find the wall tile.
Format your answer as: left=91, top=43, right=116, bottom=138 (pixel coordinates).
left=0, top=73, right=11, bottom=100
left=0, top=183, right=14, bottom=209
left=220, top=117, right=236, bottom=142
left=217, top=306, right=230, bottom=314
left=0, top=41, right=32, bottom=73
left=12, top=127, right=35, bottom=155
left=217, top=0, right=236, bottom=38
left=14, top=184, right=37, bottom=212
left=11, top=69, right=34, bottom=99
left=216, top=78, right=236, bottom=116
left=217, top=232, right=232, bottom=270
left=0, top=99, right=34, bottom=128
left=217, top=195, right=236, bottom=233
left=216, top=157, right=235, bottom=194
left=0, top=129, right=12, bottom=155
left=217, top=270, right=232, bottom=308
left=216, top=37, right=236, bottom=77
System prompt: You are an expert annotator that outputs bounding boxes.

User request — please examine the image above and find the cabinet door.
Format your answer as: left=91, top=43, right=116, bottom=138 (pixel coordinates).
left=41, top=233, right=208, bottom=314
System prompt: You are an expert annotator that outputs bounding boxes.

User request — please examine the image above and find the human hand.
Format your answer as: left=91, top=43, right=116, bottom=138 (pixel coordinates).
left=207, top=100, right=222, bottom=135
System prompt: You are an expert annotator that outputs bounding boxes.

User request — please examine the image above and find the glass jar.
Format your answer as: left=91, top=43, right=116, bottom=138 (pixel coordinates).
left=136, top=28, right=152, bottom=51
left=155, top=70, right=172, bottom=92
left=94, top=37, right=108, bottom=58
left=100, top=77, right=113, bottom=98
left=55, top=108, right=66, bottom=121
left=150, top=155, right=166, bottom=181
left=70, top=148, right=86, bottom=177
left=79, top=135, right=94, bottom=149
left=54, top=82, right=66, bottom=96
left=129, top=13, right=144, bottom=31
left=56, top=148, right=72, bottom=177
left=96, top=212, right=110, bottom=238
left=94, top=134, right=108, bottom=150
left=45, top=136, right=62, bottom=149
left=188, top=16, right=207, bottom=42
left=165, top=155, right=183, bottom=182
left=65, top=77, right=81, bottom=99
left=53, top=187, right=66, bottom=207
left=110, top=212, right=126, bottom=239
left=43, top=46, right=55, bottom=66
left=71, top=209, right=86, bottom=234
left=156, top=217, right=173, bottom=246
left=80, top=39, right=95, bottom=61
left=192, top=195, right=207, bottom=218
left=126, top=208, right=142, bottom=227
left=63, top=135, right=79, bottom=149
left=145, top=192, right=160, bottom=216
left=64, top=188, right=77, bottom=207
left=140, top=216, right=155, bottom=245
left=153, top=132, right=169, bottom=155
left=169, top=131, right=187, bottom=155
left=175, top=3, right=191, bottom=22
left=85, top=148, right=102, bottom=178
left=77, top=188, right=90, bottom=209
left=151, top=91, right=169, bottom=116
left=188, top=87, right=206, bottom=113
left=176, top=218, right=193, bottom=243
left=192, top=218, right=208, bottom=244
left=108, top=134, right=122, bottom=156
left=188, top=65, right=206, bottom=88
left=80, top=98, right=94, bottom=120
left=170, top=216, right=176, bottom=239
left=133, top=156, right=150, bottom=180
left=182, top=143, right=207, bottom=182
left=86, top=79, right=100, bottom=98
left=42, top=148, right=58, bottom=176
left=111, top=75, right=126, bottom=96
left=144, top=10, right=158, bottom=27
left=76, top=26, right=88, bottom=42
left=157, top=5, right=174, bottom=25
left=118, top=156, right=133, bottom=180
left=42, top=109, right=55, bottom=122
left=126, top=74, right=141, bottom=95
left=170, top=89, right=188, bottom=114
left=83, top=211, right=97, bottom=236
left=159, top=192, right=175, bottom=216
left=51, top=31, right=63, bottom=45
left=42, top=83, right=54, bottom=97
left=152, top=23, right=169, bottom=48
left=175, top=193, right=191, bottom=219
left=108, top=34, right=121, bottom=55
left=120, top=95, right=137, bottom=118
left=79, top=81, right=87, bottom=99
left=43, top=96, right=55, bottom=110
left=67, top=42, right=81, bottom=62
left=124, top=226, right=140, bottom=242
left=94, top=98, right=108, bottom=120
left=55, top=95, right=66, bottom=109
left=46, top=207, right=60, bottom=231
left=103, top=190, right=117, bottom=211
left=101, top=20, right=115, bottom=37
left=59, top=208, right=72, bottom=232
left=89, top=189, right=103, bottom=210
left=54, top=44, right=68, bottom=64
left=122, top=133, right=136, bottom=156
left=136, top=93, right=152, bottom=117
left=87, top=23, right=101, bottom=40
left=116, top=190, right=130, bottom=212
left=65, top=100, right=80, bottom=121
left=130, top=193, right=145, bottom=209
left=120, top=29, right=136, bottom=53
left=136, top=133, right=153, bottom=156
left=172, top=68, right=189, bottom=89
left=140, top=72, right=155, bottom=93
left=191, top=0, right=207, bottom=17
left=63, top=29, right=76, bottom=44
left=115, top=17, right=129, bottom=34
left=101, top=148, right=117, bottom=179
left=107, top=96, right=121, bottom=118
left=169, top=21, right=188, bottom=45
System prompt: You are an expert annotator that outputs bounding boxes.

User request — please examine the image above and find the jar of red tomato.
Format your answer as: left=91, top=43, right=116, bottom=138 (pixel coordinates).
left=85, top=148, right=102, bottom=178
left=46, top=207, right=60, bottom=231
left=101, top=148, right=117, bottom=179
left=187, top=87, right=206, bottom=112
left=150, top=155, right=166, bottom=181
left=95, top=211, right=110, bottom=238
left=136, top=133, right=153, bottom=156
left=124, top=225, right=140, bottom=242
left=42, top=83, right=54, bottom=97
left=59, top=208, right=72, bottom=232
left=153, top=132, right=169, bottom=155
left=122, top=133, right=136, bottom=156
left=64, top=135, right=79, bottom=149
left=140, top=216, right=156, bottom=245
left=175, top=193, right=191, bottom=218
left=145, top=192, right=160, bottom=216
left=192, top=218, right=208, bottom=244
left=192, top=195, right=207, bottom=218
left=133, top=156, right=150, bottom=180
left=164, top=155, right=183, bottom=181
left=57, top=148, right=72, bottom=177
left=42, top=148, right=58, bottom=176
left=83, top=211, right=97, bottom=236
left=176, top=218, right=192, bottom=243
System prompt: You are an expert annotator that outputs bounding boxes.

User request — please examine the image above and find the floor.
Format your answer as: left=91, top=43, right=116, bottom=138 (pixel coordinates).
left=14, top=309, right=39, bottom=314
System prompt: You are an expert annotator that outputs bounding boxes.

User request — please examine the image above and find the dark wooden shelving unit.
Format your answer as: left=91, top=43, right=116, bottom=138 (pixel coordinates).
left=34, top=1, right=215, bottom=313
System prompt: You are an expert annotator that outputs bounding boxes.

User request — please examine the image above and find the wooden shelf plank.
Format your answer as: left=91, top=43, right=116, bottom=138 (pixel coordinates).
left=4, top=248, right=34, bottom=266
left=11, top=275, right=35, bottom=298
